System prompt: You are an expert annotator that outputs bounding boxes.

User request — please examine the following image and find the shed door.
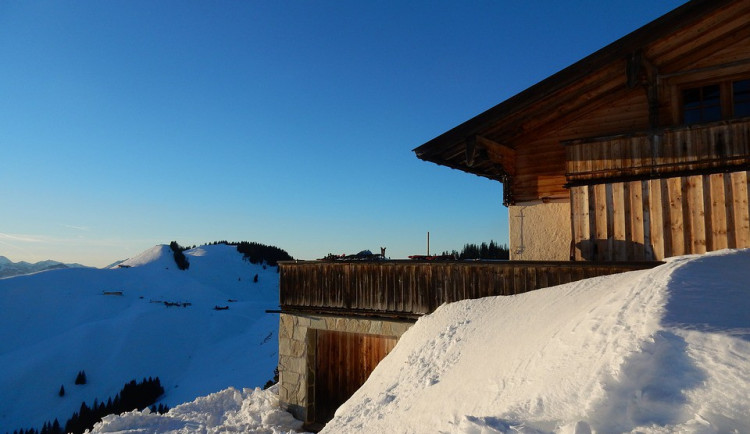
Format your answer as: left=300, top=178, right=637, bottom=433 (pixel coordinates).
left=315, top=330, right=397, bottom=424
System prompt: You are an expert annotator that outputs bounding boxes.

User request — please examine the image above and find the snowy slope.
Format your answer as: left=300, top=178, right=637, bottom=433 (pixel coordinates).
left=91, top=249, right=750, bottom=433
left=0, top=244, right=280, bottom=430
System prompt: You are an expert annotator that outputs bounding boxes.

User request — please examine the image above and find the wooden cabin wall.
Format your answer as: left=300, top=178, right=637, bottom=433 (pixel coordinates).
left=509, top=4, right=750, bottom=204
left=512, top=83, right=650, bottom=202
left=571, top=170, right=750, bottom=261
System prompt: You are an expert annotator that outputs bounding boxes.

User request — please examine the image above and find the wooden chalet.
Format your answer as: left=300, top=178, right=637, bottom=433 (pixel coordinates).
left=278, top=0, right=750, bottom=430
left=414, top=0, right=750, bottom=262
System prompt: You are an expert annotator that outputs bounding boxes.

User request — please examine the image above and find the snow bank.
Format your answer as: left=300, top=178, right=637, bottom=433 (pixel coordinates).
left=323, top=249, right=750, bottom=433
left=91, top=385, right=304, bottom=434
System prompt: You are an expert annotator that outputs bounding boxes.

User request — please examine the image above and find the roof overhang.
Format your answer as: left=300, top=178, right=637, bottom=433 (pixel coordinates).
left=413, top=0, right=735, bottom=181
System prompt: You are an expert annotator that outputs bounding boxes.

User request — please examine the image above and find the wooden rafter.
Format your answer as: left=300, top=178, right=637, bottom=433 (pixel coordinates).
left=474, top=135, right=516, bottom=177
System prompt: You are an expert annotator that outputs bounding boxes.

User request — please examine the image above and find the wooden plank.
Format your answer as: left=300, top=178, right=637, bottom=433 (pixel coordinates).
left=725, top=173, right=737, bottom=249
left=587, top=185, right=597, bottom=260
left=605, top=183, right=616, bottom=261
left=623, top=182, right=633, bottom=259
left=593, top=184, right=608, bottom=261
left=527, top=266, right=538, bottom=292
left=681, top=177, right=694, bottom=253
left=641, top=180, right=653, bottom=260
left=732, top=171, right=750, bottom=248
left=667, top=177, right=685, bottom=256
left=703, top=174, right=715, bottom=252
left=686, top=174, right=707, bottom=254
left=630, top=180, right=645, bottom=260
left=709, top=173, right=729, bottom=250
left=649, top=179, right=665, bottom=260
left=655, top=5, right=750, bottom=71
left=612, top=182, right=627, bottom=261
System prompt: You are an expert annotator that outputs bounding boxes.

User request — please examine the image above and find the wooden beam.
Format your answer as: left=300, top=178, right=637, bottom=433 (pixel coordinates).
left=626, top=50, right=660, bottom=129
left=474, top=135, right=517, bottom=177
left=465, top=135, right=477, bottom=167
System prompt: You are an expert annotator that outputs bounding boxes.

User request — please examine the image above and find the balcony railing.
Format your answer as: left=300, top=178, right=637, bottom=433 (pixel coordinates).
left=279, top=260, right=659, bottom=319
left=565, top=117, right=750, bottom=184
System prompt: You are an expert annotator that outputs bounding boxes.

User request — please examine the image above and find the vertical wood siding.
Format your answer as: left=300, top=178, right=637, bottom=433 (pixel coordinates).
left=571, top=170, right=750, bottom=260
left=314, top=330, right=397, bottom=424
left=280, top=261, right=658, bottom=317
left=565, top=119, right=750, bottom=182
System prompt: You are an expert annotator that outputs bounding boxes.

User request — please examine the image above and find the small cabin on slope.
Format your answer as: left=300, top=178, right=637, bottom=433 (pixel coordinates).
left=414, top=0, right=750, bottom=262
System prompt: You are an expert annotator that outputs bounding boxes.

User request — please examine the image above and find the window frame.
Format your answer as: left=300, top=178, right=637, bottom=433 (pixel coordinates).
left=670, top=70, right=750, bottom=126
left=681, top=83, right=723, bottom=124
left=732, top=79, right=750, bottom=118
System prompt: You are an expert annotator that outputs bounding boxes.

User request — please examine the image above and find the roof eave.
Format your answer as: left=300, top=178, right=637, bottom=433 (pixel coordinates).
left=412, top=0, right=733, bottom=159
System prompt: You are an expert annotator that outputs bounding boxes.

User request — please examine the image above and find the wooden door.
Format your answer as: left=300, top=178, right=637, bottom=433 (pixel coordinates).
left=314, top=330, right=397, bottom=424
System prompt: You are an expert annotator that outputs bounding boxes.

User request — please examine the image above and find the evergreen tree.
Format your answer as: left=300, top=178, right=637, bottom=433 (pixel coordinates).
left=59, top=385, right=65, bottom=397
left=169, top=241, right=190, bottom=270
left=263, top=366, right=279, bottom=389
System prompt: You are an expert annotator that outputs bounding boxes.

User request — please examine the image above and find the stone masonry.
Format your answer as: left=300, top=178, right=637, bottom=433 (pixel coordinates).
left=278, top=312, right=413, bottom=423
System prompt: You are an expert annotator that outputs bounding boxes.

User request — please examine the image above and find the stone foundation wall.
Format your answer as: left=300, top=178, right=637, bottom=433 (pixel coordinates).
left=278, top=313, right=413, bottom=423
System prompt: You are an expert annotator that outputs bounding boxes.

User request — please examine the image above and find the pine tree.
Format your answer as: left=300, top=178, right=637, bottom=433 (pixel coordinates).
left=59, top=385, right=65, bottom=397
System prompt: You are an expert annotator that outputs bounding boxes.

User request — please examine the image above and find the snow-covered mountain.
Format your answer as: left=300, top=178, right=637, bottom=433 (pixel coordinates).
left=0, top=256, right=86, bottom=279
left=0, top=244, right=280, bottom=431
left=91, top=249, right=750, bottom=433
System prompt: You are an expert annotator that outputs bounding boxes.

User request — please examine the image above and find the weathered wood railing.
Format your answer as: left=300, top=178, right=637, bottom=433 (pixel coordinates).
left=279, top=260, right=660, bottom=319
left=565, top=117, right=750, bottom=184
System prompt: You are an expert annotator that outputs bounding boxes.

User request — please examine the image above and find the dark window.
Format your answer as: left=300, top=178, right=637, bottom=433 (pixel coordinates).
left=683, top=84, right=721, bottom=124
left=733, top=79, right=750, bottom=118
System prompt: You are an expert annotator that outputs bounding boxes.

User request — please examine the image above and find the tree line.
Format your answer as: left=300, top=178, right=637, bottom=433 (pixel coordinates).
left=442, top=240, right=510, bottom=260
left=203, top=240, right=293, bottom=266
left=10, top=377, right=167, bottom=434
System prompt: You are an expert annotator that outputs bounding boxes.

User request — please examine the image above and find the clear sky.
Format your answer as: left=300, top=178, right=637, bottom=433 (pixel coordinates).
left=0, top=1, right=687, bottom=267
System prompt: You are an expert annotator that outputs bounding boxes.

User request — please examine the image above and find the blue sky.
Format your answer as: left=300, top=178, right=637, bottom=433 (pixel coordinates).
left=0, top=1, right=686, bottom=267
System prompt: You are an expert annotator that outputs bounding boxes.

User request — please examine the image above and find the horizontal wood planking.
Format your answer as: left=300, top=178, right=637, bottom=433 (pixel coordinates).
left=571, top=170, right=750, bottom=261
left=279, top=260, right=658, bottom=317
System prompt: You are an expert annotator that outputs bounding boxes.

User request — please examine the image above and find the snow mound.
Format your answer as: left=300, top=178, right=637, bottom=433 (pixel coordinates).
left=323, top=249, right=750, bottom=433
left=91, top=385, right=304, bottom=434
left=117, top=244, right=174, bottom=268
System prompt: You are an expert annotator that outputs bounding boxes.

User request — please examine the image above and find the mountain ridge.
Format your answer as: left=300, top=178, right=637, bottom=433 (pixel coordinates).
left=0, top=256, right=87, bottom=279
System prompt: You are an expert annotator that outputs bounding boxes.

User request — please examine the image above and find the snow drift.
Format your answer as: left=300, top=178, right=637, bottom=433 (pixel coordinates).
left=323, top=249, right=750, bottom=433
